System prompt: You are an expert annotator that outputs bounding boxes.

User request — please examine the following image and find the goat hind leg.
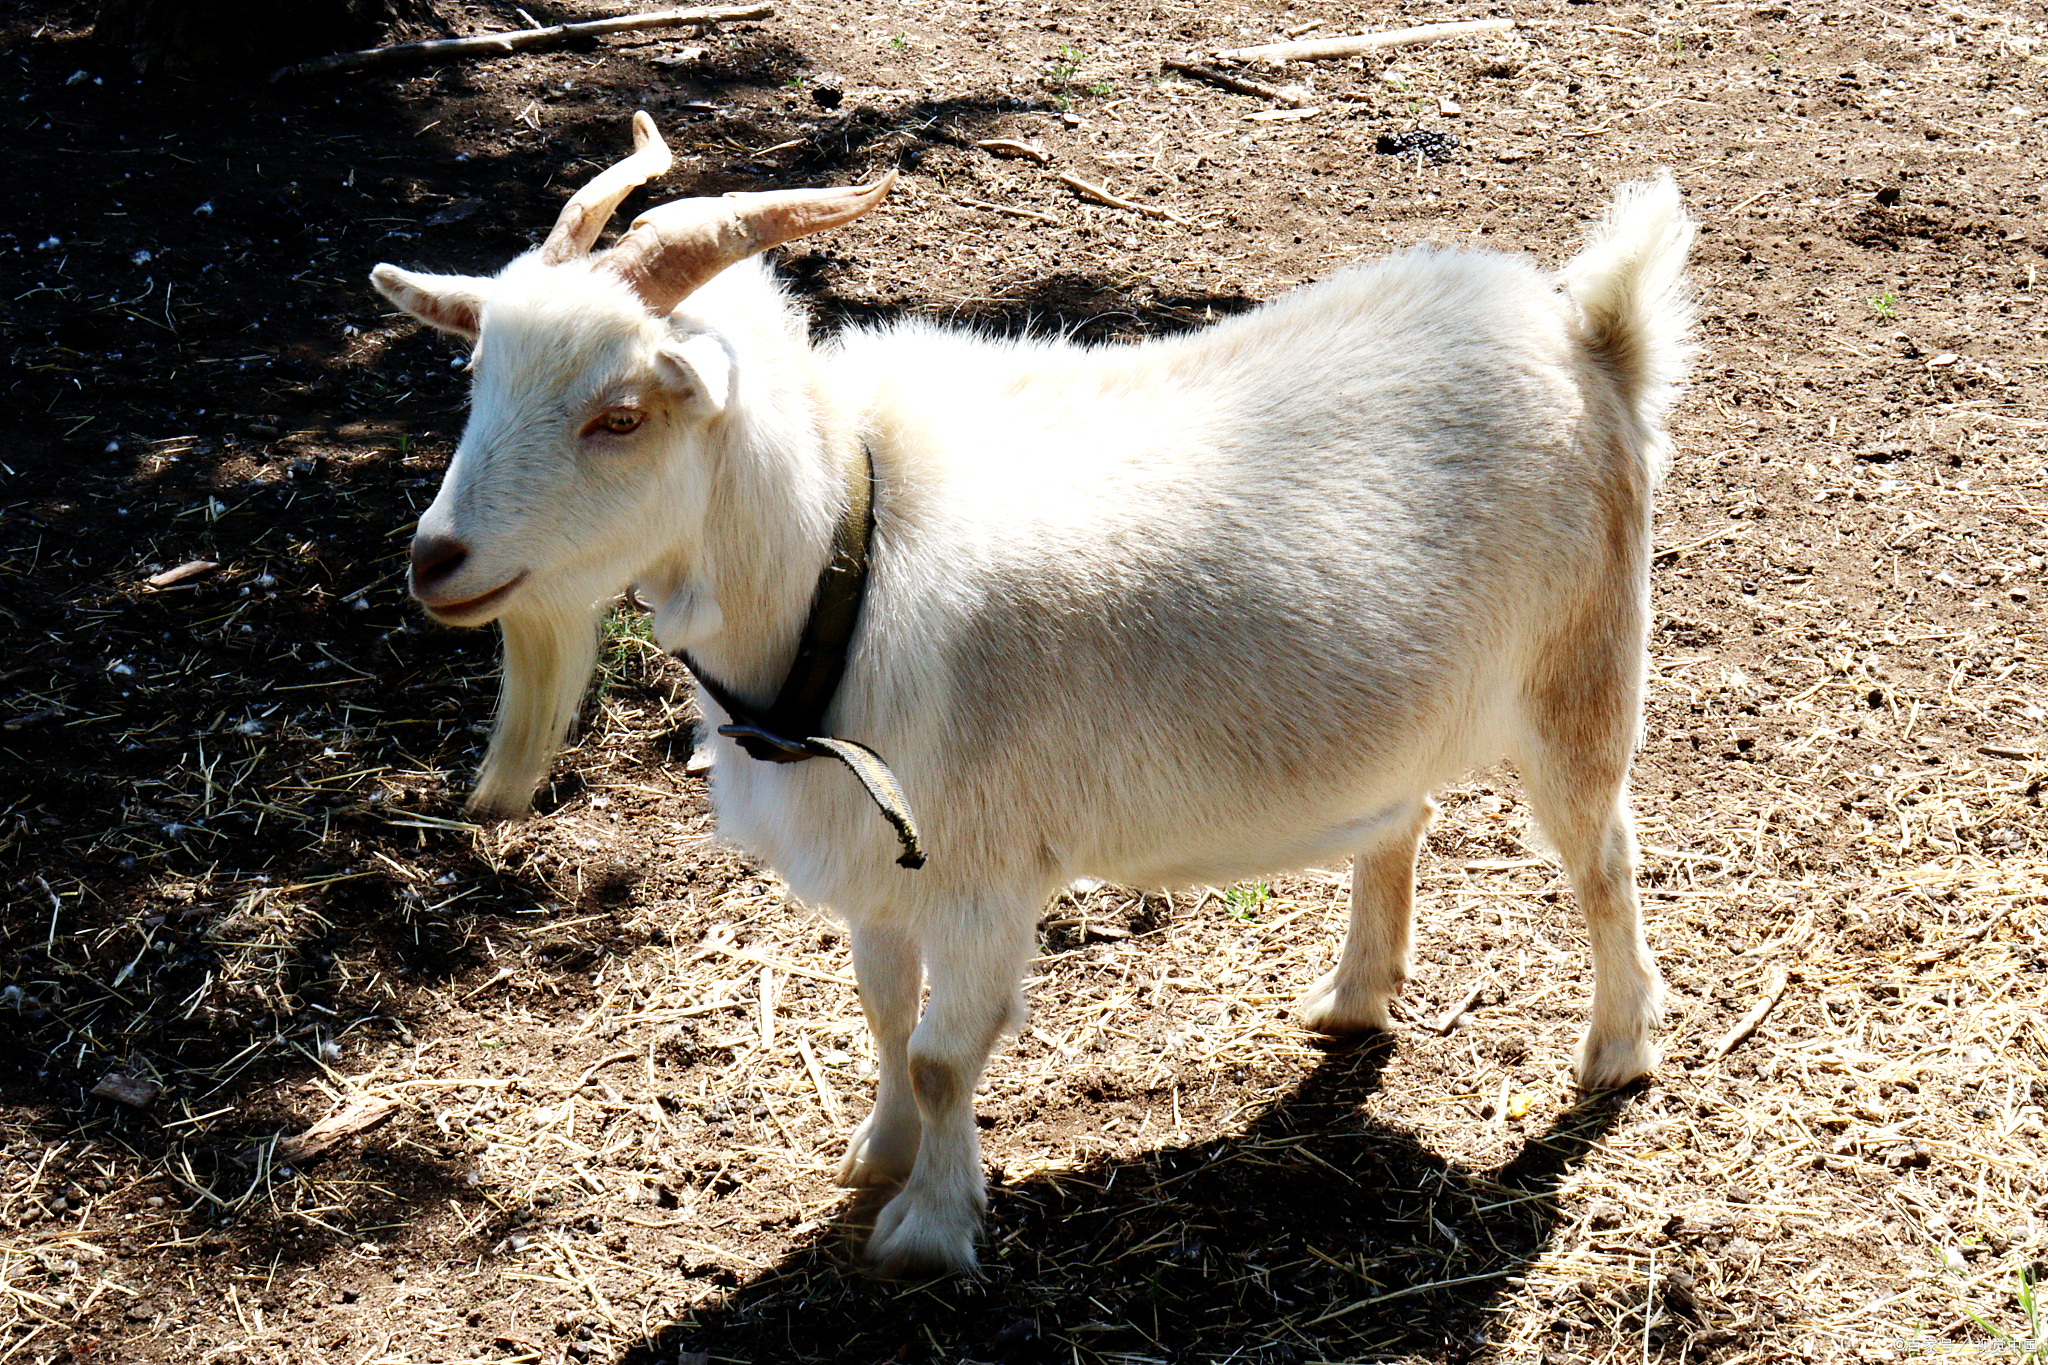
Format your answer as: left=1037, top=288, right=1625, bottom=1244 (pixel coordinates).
left=865, top=908, right=1033, bottom=1275
left=1295, top=797, right=1434, bottom=1035
left=1516, top=657, right=1665, bottom=1089
left=838, top=922, right=923, bottom=1188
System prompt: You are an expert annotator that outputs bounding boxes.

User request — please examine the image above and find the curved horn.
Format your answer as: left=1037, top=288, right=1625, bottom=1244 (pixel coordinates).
left=538, top=111, right=674, bottom=265
left=599, top=170, right=897, bottom=315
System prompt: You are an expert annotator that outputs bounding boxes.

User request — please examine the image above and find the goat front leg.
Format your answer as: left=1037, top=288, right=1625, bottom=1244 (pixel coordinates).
left=1295, top=797, right=1435, bottom=1034
left=865, top=909, right=1033, bottom=1275
left=838, top=922, right=923, bottom=1188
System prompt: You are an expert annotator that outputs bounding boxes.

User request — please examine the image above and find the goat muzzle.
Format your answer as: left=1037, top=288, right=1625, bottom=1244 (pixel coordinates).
left=410, top=532, right=471, bottom=595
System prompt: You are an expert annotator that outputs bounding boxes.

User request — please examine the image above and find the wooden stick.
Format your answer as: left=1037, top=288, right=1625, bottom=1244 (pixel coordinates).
left=1706, top=967, right=1790, bottom=1062
left=1214, top=17, right=1514, bottom=63
left=1434, top=976, right=1492, bottom=1035
left=144, top=559, right=218, bottom=589
left=1161, top=60, right=1305, bottom=107
left=1055, top=173, right=1188, bottom=225
left=277, top=1096, right=400, bottom=1161
left=269, top=3, right=772, bottom=82
left=974, top=137, right=1051, bottom=163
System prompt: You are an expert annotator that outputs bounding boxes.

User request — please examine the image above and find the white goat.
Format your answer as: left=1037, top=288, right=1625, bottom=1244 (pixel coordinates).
left=372, top=112, right=1695, bottom=1275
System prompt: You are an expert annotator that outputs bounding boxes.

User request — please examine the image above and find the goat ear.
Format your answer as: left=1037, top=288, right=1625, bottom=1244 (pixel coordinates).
left=370, top=264, right=488, bottom=341
left=653, top=331, right=734, bottom=416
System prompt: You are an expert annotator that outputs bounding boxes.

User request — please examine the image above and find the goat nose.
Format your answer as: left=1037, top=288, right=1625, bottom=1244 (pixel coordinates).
left=410, top=533, right=470, bottom=593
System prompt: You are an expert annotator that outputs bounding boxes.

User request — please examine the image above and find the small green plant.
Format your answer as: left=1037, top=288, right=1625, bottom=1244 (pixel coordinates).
left=598, top=606, right=655, bottom=692
left=1088, top=81, right=1112, bottom=97
left=1383, top=73, right=1411, bottom=92
left=1869, top=291, right=1899, bottom=319
left=1224, top=883, right=1272, bottom=921
left=1048, top=44, right=1082, bottom=87
left=891, top=32, right=906, bottom=48
left=1959, top=1265, right=2047, bottom=1363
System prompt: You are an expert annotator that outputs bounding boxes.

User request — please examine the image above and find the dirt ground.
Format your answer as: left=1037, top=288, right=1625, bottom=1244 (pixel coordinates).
left=3, top=0, right=2046, bottom=1359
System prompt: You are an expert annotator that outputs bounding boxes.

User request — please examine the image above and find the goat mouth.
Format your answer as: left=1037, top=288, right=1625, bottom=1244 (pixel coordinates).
left=418, top=571, right=529, bottom=623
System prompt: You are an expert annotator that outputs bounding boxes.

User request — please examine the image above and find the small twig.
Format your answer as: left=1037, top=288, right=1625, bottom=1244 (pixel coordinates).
left=1434, top=976, right=1492, bottom=1035
left=460, top=964, right=517, bottom=1001
left=757, top=966, right=777, bottom=1050
left=794, top=1034, right=842, bottom=1121
left=1214, top=17, right=1514, bottom=63
left=1055, top=173, right=1187, bottom=224
left=974, top=137, right=1051, bottom=163
left=31, top=874, right=59, bottom=952
left=1652, top=522, right=1745, bottom=563
left=144, top=559, right=219, bottom=589
left=1978, top=744, right=2035, bottom=760
left=1305, top=1266, right=1523, bottom=1323
left=1706, top=966, right=1790, bottom=1062
left=277, top=1096, right=401, bottom=1161
left=269, top=3, right=772, bottom=81
left=1161, top=60, right=1305, bottom=107
left=110, top=925, right=158, bottom=989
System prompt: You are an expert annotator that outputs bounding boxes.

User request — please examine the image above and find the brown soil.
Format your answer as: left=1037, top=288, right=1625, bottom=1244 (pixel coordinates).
left=3, top=0, right=2046, bottom=1362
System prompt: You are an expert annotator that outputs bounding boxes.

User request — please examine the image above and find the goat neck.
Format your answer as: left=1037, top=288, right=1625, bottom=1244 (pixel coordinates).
left=643, top=352, right=865, bottom=710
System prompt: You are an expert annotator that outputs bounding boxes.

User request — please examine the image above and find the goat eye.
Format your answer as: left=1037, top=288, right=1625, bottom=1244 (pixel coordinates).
left=592, top=408, right=643, bottom=435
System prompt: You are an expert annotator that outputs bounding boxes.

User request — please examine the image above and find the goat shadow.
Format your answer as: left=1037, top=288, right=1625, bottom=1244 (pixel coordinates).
left=619, top=1040, right=1637, bottom=1364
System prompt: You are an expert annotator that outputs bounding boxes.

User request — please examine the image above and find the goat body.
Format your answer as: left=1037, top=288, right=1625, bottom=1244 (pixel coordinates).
left=372, top=133, right=1695, bottom=1274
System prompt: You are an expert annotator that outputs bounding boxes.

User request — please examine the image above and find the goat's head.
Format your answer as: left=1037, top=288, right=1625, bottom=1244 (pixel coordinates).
left=372, top=111, right=892, bottom=627
left=369, top=112, right=893, bottom=812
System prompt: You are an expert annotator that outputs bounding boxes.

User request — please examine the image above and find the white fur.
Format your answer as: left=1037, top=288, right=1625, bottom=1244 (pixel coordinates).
left=371, top=173, right=1696, bottom=1276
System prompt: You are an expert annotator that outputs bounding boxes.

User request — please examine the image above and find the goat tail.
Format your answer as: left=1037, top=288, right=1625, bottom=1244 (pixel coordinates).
left=1559, top=172, right=1698, bottom=483
left=471, top=603, right=602, bottom=816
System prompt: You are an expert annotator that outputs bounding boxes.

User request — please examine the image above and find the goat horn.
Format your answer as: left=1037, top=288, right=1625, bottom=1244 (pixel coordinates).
left=538, top=111, right=674, bottom=265
left=599, top=170, right=898, bottom=316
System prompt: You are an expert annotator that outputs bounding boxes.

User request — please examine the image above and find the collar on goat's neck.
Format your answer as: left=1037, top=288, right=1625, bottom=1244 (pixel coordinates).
left=677, top=440, right=926, bottom=871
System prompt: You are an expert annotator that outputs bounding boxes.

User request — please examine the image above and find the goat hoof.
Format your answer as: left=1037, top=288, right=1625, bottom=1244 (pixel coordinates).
left=1292, top=970, right=1396, bottom=1035
left=1573, top=1030, right=1658, bottom=1091
left=865, top=1189, right=981, bottom=1277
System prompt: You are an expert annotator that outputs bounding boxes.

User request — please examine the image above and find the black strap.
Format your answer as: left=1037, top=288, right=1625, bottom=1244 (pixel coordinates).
left=677, top=442, right=927, bottom=871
